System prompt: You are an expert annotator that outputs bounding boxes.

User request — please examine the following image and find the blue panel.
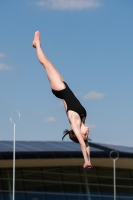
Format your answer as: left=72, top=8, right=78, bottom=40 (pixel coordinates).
left=0, top=193, right=4, bottom=200
left=90, top=147, right=103, bottom=152
left=48, top=141, right=79, bottom=151
left=15, top=193, right=25, bottom=200
left=16, top=142, right=44, bottom=151
left=30, top=141, right=66, bottom=152
left=25, top=193, right=45, bottom=200
left=45, top=142, right=103, bottom=152
left=0, top=141, right=132, bottom=155
left=33, top=141, right=66, bottom=151
left=3, top=193, right=11, bottom=200
left=59, top=142, right=81, bottom=151
left=98, top=143, right=133, bottom=153
left=0, top=142, right=13, bottom=152
left=46, top=194, right=65, bottom=200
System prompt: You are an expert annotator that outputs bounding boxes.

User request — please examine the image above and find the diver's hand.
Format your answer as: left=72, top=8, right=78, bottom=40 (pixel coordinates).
left=83, top=163, right=93, bottom=169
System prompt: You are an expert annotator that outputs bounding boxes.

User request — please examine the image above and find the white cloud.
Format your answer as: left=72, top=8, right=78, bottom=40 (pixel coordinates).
left=33, top=111, right=42, bottom=116
left=59, top=101, right=64, bottom=106
left=0, top=53, right=6, bottom=58
left=83, top=91, right=105, bottom=100
left=85, top=123, right=96, bottom=129
left=88, top=124, right=96, bottom=129
left=36, top=0, right=102, bottom=10
left=75, top=92, right=82, bottom=97
left=0, top=63, right=11, bottom=71
left=44, top=116, right=56, bottom=122
left=105, top=142, right=119, bottom=146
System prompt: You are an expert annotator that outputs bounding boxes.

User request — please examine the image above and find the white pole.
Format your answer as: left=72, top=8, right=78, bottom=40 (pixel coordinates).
left=114, top=159, right=116, bottom=200
left=13, top=123, right=16, bottom=200
left=10, top=111, right=20, bottom=200
left=110, top=150, right=119, bottom=200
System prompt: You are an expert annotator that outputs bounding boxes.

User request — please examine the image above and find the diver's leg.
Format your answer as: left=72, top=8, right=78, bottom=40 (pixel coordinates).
left=32, top=31, right=65, bottom=90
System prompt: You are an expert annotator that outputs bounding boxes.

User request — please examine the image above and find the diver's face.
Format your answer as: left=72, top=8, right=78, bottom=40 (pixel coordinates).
left=80, top=123, right=89, bottom=140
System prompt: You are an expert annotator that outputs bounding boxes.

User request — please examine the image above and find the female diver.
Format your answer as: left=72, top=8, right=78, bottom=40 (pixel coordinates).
left=32, top=31, right=92, bottom=169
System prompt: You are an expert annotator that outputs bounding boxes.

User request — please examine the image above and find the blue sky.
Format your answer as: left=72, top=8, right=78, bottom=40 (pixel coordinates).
left=0, top=0, right=133, bottom=147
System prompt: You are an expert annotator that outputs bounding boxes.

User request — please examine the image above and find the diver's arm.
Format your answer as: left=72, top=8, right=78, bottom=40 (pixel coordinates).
left=69, top=115, right=90, bottom=167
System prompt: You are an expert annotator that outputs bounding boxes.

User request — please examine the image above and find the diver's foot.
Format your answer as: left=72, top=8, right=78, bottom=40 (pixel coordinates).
left=32, top=31, right=40, bottom=48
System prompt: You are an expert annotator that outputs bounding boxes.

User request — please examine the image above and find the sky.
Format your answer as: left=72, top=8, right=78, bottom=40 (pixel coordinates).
left=0, top=0, right=133, bottom=147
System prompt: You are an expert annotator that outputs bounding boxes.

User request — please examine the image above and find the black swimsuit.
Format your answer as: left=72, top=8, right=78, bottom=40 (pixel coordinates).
left=52, top=82, right=87, bottom=120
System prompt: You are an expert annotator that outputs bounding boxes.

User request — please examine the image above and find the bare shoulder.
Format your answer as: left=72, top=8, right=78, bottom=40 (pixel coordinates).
left=67, top=110, right=81, bottom=125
